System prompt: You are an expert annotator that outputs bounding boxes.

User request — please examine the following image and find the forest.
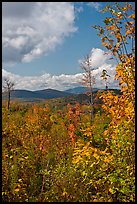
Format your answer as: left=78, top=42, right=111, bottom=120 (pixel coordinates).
left=2, top=3, right=135, bottom=202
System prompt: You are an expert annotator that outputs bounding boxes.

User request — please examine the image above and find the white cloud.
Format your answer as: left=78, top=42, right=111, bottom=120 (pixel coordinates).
left=2, top=48, right=119, bottom=91
left=78, top=48, right=119, bottom=89
left=9, top=36, right=28, bottom=50
left=87, top=2, right=101, bottom=11
left=2, top=69, right=83, bottom=91
left=90, top=48, right=112, bottom=68
left=2, top=2, right=77, bottom=65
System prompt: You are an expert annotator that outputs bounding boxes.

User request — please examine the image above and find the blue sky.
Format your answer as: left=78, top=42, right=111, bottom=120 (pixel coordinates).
left=2, top=2, right=135, bottom=91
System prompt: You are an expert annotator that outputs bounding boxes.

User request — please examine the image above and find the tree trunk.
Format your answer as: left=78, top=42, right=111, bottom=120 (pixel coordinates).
left=106, top=82, right=108, bottom=91
left=8, top=91, right=10, bottom=110
left=90, top=88, right=94, bottom=123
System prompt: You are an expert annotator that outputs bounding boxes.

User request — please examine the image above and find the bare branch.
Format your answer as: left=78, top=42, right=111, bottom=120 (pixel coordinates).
left=80, top=55, right=96, bottom=122
left=2, top=77, right=15, bottom=110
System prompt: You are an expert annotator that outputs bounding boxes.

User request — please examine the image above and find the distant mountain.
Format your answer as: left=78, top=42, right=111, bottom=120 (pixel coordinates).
left=11, top=90, right=41, bottom=98
left=2, top=88, right=73, bottom=102
left=65, top=86, right=99, bottom=94
left=33, top=89, right=72, bottom=98
left=2, top=87, right=121, bottom=103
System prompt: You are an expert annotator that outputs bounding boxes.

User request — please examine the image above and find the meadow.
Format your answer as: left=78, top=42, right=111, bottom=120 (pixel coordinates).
left=2, top=88, right=135, bottom=202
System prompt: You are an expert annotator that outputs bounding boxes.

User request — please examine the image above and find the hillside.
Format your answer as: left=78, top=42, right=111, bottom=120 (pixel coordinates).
left=2, top=88, right=121, bottom=103
left=65, top=87, right=99, bottom=94
left=2, top=88, right=73, bottom=102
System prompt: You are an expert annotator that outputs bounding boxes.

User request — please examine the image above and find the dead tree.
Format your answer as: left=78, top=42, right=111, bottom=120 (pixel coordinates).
left=3, top=78, right=15, bottom=110
left=80, top=55, right=96, bottom=122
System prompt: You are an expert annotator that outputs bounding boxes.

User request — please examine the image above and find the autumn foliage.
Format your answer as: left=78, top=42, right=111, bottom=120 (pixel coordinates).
left=2, top=2, right=135, bottom=202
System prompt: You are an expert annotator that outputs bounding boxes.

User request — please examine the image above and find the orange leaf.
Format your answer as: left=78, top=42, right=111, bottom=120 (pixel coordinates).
left=126, top=30, right=131, bottom=36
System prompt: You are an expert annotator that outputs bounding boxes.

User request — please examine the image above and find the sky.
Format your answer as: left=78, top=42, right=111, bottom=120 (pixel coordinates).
left=2, top=2, right=134, bottom=91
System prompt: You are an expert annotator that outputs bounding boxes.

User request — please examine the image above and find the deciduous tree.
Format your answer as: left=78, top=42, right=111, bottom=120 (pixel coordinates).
left=101, top=69, right=110, bottom=90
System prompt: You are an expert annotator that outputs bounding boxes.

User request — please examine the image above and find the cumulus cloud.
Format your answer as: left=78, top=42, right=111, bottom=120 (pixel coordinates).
left=2, top=48, right=119, bottom=91
left=78, top=48, right=119, bottom=89
left=2, top=2, right=77, bottom=65
left=2, top=69, right=83, bottom=91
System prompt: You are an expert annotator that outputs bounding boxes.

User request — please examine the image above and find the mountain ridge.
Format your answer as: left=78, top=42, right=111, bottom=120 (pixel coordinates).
left=2, top=87, right=121, bottom=102
left=2, top=88, right=73, bottom=101
left=65, top=87, right=99, bottom=94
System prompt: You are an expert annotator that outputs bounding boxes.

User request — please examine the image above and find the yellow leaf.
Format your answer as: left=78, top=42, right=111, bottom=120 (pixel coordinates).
left=128, top=14, right=135, bottom=19
left=93, top=153, right=99, bottom=160
left=109, top=188, right=113, bottom=194
left=72, top=157, right=80, bottom=164
left=62, top=190, right=68, bottom=196
left=90, top=162, right=96, bottom=168
left=18, top=179, right=22, bottom=182
left=102, top=37, right=107, bottom=43
left=14, top=188, right=20, bottom=192
left=102, top=42, right=108, bottom=47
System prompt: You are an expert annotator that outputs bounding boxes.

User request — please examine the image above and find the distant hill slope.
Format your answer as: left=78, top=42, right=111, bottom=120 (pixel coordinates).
left=34, top=89, right=72, bottom=98
left=2, top=87, right=121, bottom=102
left=43, top=89, right=121, bottom=108
left=65, top=87, right=99, bottom=94
left=11, top=90, right=42, bottom=98
left=2, top=88, right=73, bottom=102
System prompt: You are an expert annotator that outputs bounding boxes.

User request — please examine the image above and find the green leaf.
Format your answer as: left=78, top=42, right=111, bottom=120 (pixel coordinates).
left=104, top=18, right=111, bottom=25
